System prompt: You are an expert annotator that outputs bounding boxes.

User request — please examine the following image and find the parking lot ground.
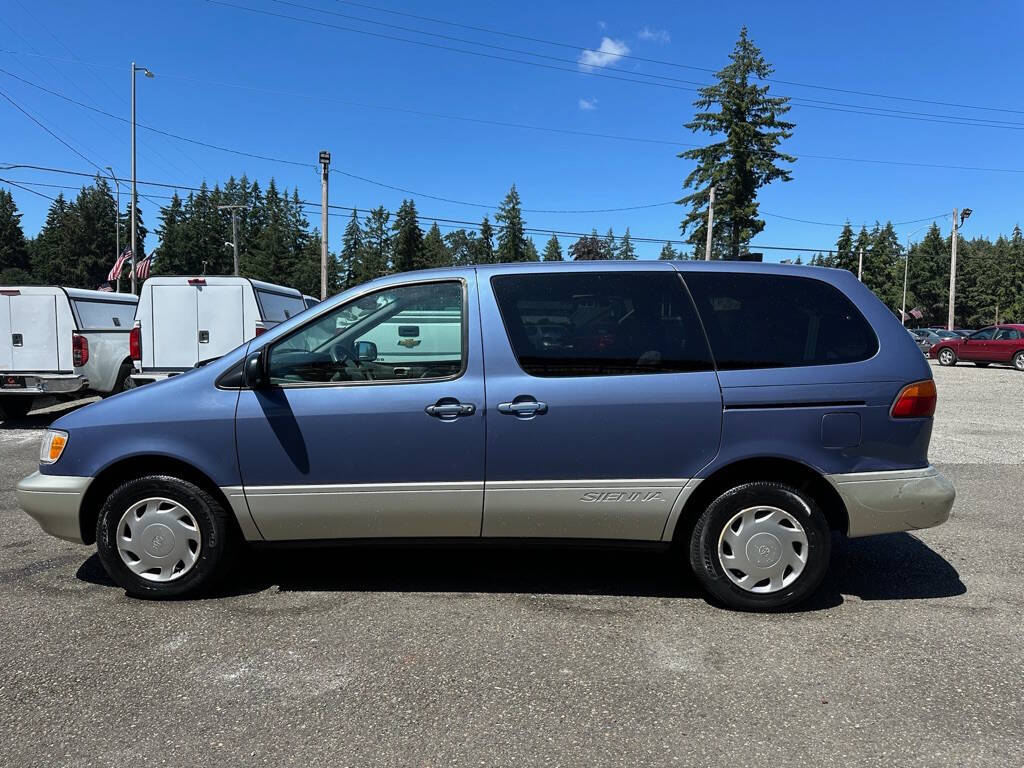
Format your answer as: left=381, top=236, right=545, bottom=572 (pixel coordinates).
left=0, top=363, right=1021, bottom=767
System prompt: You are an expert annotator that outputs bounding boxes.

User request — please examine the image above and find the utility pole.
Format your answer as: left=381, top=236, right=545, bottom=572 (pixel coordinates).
left=218, top=204, right=243, bottom=276
left=319, top=150, right=331, bottom=300
left=948, top=208, right=958, bottom=331
left=857, top=247, right=863, bottom=281
left=704, top=185, right=715, bottom=261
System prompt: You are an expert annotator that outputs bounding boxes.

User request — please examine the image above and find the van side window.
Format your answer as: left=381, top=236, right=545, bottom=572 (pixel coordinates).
left=256, top=290, right=306, bottom=323
left=491, top=272, right=713, bottom=377
left=267, top=281, right=465, bottom=385
left=73, top=300, right=136, bottom=330
left=684, top=272, right=878, bottom=369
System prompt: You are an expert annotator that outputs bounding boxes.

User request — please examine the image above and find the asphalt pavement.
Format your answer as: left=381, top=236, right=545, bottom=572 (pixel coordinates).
left=0, top=362, right=1021, bottom=767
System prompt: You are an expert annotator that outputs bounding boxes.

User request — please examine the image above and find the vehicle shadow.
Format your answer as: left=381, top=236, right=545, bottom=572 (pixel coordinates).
left=75, top=531, right=965, bottom=610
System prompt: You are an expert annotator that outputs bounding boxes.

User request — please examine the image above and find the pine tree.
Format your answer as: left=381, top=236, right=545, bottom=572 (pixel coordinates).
left=422, top=221, right=449, bottom=268
left=617, top=227, right=637, bottom=260
left=391, top=199, right=424, bottom=273
left=678, top=28, right=795, bottom=258
left=834, top=223, right=856, bottom=274
left=67, top=178, right=119, bottom=288
left=340, top=209, right=364, bottom=289
left=495, top=184, right=528, bottom=262
left=30, top=194, right=74, bottom=285
left=475, top=216, right=495, bottom=264
left=658, top=241, right=679, bottom=260
left=0, top=189, right=31, bottom=284
left=154, top=193, right=192, bottom=275
left=906, top=223, right=948, bottom=324
left=360, top=206, right=391, bottom=281
left=524, top=238, right=540, bottom=262
left=542, top=234, right=563, bottom=261
left=603, top=228, right=616, bottom=258
left=246, top=180, right=290, bottom=283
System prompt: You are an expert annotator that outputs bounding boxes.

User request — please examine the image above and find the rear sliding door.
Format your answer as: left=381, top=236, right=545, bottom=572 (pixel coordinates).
left=10, top=294, right=58, bottom=371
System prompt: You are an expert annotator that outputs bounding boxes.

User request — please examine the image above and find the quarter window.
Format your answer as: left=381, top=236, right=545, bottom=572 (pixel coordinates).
left=257, top=290, right=306, bottom=323
left=268, top=281, right=464, bottom=385
left=995, top=328, right=1020, bottom=340
left=490, top=272, right=713, bottom=377
left=72, top=299, right=136, bottom=330
left=684, top=272, right=878, bottom=369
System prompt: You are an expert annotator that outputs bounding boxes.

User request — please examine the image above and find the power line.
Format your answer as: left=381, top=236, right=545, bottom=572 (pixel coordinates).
left=208, top=0, right=1024, bottom=131
left=331, top=0, right=1024, bottom=117
left=0, top=87, right=106, bottom=173
left=0, top=176, right=57, bottom=201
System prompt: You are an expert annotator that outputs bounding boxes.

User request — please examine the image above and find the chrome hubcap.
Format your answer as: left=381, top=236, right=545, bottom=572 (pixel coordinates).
left=116, top=497, right=201, bottom=582
left=1016, top=355, right=1024, bottom=370
left=940, top=350, right=953, bottom=364
left=718, top=506, right=809, bottom=593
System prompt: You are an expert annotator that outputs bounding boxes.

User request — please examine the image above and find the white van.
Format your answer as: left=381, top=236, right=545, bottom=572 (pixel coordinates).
left=131, top=276, right=306, bottom=386
left=0, top=286, right=138, bottom=419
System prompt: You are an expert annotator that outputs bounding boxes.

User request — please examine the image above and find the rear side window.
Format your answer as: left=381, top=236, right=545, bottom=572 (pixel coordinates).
left=684, top=272, right=878, bottom=369
left=72, top=299, right=136, bottom=330
left=257, top=290, right=305, bottom=322
left=491, top=272, right=713, bottom=377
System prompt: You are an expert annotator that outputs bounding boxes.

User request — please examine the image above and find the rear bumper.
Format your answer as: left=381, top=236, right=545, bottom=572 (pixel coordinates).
left=828, top=466, right=955, bottom=538
left=0, top=374, right=87, bottom=395
left=16, top=471, right=92, bottom=544
left=130, top=371, right=181, bottom=386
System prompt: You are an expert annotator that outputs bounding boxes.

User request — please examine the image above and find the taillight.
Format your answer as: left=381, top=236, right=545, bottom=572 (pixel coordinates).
left=72, top=333, right=89, bottom=366
left=129, top=323, right=141, bottom=361
left=254, top=322, right=267, bottom=337
left=891, top=379, right=937, bottom=418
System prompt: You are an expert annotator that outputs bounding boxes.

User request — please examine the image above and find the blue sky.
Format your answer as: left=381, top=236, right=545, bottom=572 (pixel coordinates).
left=2, top=0, right=1022, bottom=261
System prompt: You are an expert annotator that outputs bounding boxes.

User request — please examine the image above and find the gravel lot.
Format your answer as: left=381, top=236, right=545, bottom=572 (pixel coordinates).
left=0, top=362, right=1021, bottom=767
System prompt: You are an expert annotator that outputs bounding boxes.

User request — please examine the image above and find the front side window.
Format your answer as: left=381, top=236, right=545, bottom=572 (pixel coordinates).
left=971, top=328, right=996, bottom=340
left=268, top=281, right=464, bottom=385
left=684, top=272, right=878, bottom=370
left=491, top=272, right=713, bottom=377
left=72, top=299, right=137, bottom=330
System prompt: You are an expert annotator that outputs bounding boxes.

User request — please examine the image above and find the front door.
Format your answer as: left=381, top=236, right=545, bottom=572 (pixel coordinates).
left=960, top=327, right=995, bottom=361
left=478, top=266, right=722, bottom=541
left=235, top=276, right=485, bottom=540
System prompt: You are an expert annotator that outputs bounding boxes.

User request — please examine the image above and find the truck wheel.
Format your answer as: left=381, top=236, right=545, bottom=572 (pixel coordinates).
left=108, top=363, right=134, bottom=396
left=688, top=482, right=831, bottom=612
left=937, top=348, right=957, bottom=366
left=96, top=475, right=236, bottom=599
left=1014, top=351, right=1024, bottom=371
left=0, top=396, right=34, bottom=420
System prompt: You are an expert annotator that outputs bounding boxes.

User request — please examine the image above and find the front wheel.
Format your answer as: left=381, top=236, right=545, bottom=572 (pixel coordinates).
left=0, top=396, right=34, bottom=420
left=689, top=482, right=831, bottom=611
left=1014, top=351, right=1024, bottom=371
left=937, top=348, right=957, bottom=366
left=96, top=475, right=236, bottom=599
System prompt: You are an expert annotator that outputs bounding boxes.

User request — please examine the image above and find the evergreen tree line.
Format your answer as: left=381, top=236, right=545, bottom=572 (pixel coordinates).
left=807, top=221, right=1024, bottom=327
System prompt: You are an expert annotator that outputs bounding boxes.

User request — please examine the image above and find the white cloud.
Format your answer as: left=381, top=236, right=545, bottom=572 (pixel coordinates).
left=638, top=26, right=670, bottom=44
left=578, top=97, right=598, bottom=111
left=578, top=37, right=630, bottom=70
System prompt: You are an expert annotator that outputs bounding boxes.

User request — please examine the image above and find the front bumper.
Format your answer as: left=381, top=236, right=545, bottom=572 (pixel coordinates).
left=16, top=471, right=92, bottom=544
left=1, top=374, right=87, bottom=395
left=828, top=466, right=955, bottom=538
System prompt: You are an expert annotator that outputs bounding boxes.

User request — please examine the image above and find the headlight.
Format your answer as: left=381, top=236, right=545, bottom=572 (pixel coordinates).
left=39, top=430, right=69, bottom=465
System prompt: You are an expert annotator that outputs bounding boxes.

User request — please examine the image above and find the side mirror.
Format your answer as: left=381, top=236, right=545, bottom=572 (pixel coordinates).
left=244, top=349, right=269, bottom=389
left=355, top=340, right=378, bottom=363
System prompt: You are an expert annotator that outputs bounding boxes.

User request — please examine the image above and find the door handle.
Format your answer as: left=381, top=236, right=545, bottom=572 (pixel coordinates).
left=497, top=397, right=548, bottom=418
left=425, top=399, right=475, bottom=420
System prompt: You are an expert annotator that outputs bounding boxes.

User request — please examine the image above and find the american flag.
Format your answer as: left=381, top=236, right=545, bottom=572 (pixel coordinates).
left=107, top=247, right=131, bottom=281
left=135, top=253, right=154, bottom=280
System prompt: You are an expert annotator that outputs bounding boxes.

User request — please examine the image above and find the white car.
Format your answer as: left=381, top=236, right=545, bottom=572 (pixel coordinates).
left=130, top=276, right=306, bottom=386
left=0, top=286, right=138, bottom=419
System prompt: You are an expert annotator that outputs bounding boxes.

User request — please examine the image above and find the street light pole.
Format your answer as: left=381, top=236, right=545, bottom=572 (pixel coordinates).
left=130, top=63, right=153, bottom=295
left=104, top=166, right=120, bottom=292
left=947, top=207, right=972, bottom=331
left=218, top=204, right=244, bottom=276
left=319, top=150, right=331, bottom=299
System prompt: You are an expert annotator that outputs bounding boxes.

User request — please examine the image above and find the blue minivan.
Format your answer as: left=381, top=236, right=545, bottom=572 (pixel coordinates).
left=16, top=262, right=954, bottom=610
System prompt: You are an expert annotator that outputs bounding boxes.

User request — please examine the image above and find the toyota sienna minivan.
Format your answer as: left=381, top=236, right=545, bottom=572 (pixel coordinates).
left=16, top=261, right=955, bottom=611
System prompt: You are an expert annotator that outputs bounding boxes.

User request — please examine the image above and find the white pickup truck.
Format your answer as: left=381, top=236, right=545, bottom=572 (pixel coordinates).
left=0, top=286, right=138, bottom=419
left=130, top=276, right=306, bottom=386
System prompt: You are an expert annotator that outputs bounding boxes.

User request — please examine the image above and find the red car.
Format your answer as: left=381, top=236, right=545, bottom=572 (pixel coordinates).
left=930, top=324, right=1024, bottom=370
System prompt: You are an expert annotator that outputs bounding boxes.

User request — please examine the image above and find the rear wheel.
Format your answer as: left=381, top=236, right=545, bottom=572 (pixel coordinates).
left=106, top=362, right=134, bottom=396
left=689, top=482, right=831, bottom=611
left=1014, top=351, right=1024, bottom=371
left=0, top=396, right=34, bottom=420
left=96, top=475, right=236, bottom=599
left=937, top=348, right=957, bottom=366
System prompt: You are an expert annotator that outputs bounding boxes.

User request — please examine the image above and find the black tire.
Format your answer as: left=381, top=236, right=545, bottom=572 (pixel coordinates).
left=104, top=362, right=134, bottom=397
left=0, top=396, right=34, bottom=420
left=974, top=362, right=990, bottom=368
left=1013, top=351, right=1024, bottom=372
left=688, top=482, right=831, bottom=611
left=96, top=475, right=236, bottom=599
left=937, top=348, right=957, bottom=366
